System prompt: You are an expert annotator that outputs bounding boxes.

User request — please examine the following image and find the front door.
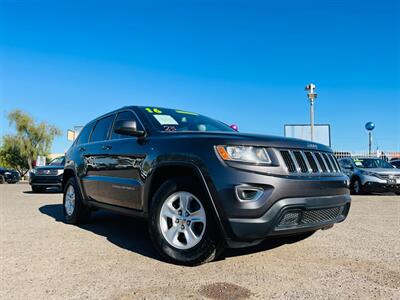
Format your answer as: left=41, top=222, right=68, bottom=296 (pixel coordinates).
left=94, top=110, right=147, bottom=210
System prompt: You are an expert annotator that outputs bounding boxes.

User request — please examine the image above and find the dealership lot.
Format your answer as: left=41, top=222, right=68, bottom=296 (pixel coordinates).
left=1, top=183, right=399, bottom=299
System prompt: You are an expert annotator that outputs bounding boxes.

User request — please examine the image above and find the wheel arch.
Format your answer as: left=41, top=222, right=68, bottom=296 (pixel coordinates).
left=144, top=162, right=227, bottom=241
left=62, top=167, right=87, bottom=203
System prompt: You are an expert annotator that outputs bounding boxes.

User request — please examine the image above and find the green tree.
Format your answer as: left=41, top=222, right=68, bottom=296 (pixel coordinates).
left=0, top=135, right=30, bottom=176
left=1, top=110, right=62, bottom=175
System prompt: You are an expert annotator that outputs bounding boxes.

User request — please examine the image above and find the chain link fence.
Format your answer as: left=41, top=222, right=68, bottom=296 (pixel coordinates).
left=334, top=151, right=400, bottom=162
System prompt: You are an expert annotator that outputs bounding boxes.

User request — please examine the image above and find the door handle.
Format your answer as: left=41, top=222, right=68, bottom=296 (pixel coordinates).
left=79, top=147, right=86, bottom=152
left=102, top=145, right=112, bottom=150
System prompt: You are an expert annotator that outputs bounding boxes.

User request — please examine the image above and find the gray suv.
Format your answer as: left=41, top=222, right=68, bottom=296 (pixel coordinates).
left=62, top=106, right=351, bottom=265
left=338, top=157, right=400, bottom=195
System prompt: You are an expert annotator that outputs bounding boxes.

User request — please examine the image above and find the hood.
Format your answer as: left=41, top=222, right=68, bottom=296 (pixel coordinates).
left=34, top=165, right=64, bottom=170
left=360, top=168, right=400, bottom=175
left=3, top=169, right=19, bottom=174
left=158, top=131, right=332, bottom=152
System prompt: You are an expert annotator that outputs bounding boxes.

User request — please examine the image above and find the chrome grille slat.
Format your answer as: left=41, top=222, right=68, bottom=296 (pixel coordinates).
left=314, top=152, right=328, bottom=172
left=311, top=152, right=323, bottom=173
left=293, top=151, right=308, bottom=173
left=322, top=153, right=333, bottom=172
left=280, top=149, right=341, bottom=175
left=280, top=150, right=296, bottom=172
left=328, top=154, right=339, bottom=172
left=304, top=151, right=319, bottom=172
left=289, top=151, right=301, bottom=173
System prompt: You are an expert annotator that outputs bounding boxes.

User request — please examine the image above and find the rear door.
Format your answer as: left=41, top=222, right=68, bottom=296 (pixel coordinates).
left=94, top=110, right=147, bottom=209
left=82, top=114, right=116, bottom=202
left=72, top=122, right=97, bottom=198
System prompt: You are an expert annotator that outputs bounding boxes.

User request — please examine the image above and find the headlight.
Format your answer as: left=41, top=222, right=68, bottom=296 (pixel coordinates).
left=4, top=171, right=11, bottom=175
left=57, top=169, right=64, bottom=176
left=216, top=145, right=271, bottom=165
left=359, top=170, right=378, bottom=177
left=30, top=169, right=37, bottom=175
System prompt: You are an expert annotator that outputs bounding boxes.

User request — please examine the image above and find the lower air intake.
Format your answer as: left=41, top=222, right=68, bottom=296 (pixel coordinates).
left=278, top=206, right=343, bottom=227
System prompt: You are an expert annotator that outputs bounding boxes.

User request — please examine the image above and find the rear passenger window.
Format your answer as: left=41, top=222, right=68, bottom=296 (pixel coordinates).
left=75, top=123, right=94, bottom=145
left=111, top=111, right=143, bottom=140
left=90, top=115, right=114, bottom=142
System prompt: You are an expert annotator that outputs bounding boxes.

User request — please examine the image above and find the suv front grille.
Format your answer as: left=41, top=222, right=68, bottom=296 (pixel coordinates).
left=36, top=169, right=59, bottom=176
left=279, top=149, right=340, bottom=175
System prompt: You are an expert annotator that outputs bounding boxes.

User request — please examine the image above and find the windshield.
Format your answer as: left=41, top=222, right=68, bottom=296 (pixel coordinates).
left=140, top=107, right=235, bottom=132
left=353, top=158, right=394, bottom=169
left=49, top=157, right=65, bottom=166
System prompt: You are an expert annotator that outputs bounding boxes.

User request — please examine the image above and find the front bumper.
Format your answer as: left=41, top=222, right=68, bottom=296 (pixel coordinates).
left=363, top=181, right=400, bottom=193
left=227, top=194, right=351, bottom=245
left=29, top=174, right=63, bottom=187
left=203, top=161, right=351, bottom=247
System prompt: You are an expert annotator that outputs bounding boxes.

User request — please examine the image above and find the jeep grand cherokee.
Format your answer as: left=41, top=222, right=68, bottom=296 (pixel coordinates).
left=62, top=106, right=351, bottom=265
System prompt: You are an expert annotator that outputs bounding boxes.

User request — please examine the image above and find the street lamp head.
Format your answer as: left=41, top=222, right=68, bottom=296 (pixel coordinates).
left=305, top=83, right=316, bottom=92
left=305, top=83, right=317, bottom=101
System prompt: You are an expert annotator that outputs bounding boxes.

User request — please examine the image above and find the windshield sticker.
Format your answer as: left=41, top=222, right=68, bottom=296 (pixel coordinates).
left=153, top=114, right=179, bottom=125
left=145, top=108, right=163, bottom=114
left=354, top=161, right=363, bottom=166
left=163, top=125, right=177, bottom=132
left=176, top=110, right=198, bottom=116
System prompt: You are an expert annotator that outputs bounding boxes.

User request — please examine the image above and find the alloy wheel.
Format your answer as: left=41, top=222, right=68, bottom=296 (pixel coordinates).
left=159, top=191, right=206, bottom=250
left=64, top=185, right=76, bottom=216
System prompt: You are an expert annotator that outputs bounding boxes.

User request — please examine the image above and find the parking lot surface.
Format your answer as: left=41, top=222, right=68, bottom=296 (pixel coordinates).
left=1, top=183, right=399, bottom=299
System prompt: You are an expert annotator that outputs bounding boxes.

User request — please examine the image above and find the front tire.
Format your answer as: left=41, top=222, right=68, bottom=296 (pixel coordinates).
left=149, top=177, right=224, bottom=266
left=351, top=178, right=364, bottom=195
left=63, top=177, right=90, bottom=224
left=32, top=186, right=46, bottom=193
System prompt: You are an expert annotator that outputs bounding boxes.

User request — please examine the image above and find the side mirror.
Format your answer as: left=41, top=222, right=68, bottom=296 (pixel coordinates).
left=114, top=120, right=145, bottom=137
left=230, top=124, right=239, bottom=131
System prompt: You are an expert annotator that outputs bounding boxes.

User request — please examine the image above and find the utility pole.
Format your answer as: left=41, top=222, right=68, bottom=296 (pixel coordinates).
left=305, top=83, right=318, bottom=141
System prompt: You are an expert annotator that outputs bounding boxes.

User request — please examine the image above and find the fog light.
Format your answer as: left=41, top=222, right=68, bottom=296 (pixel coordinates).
left=235, top=185, right=264, bottom=201
left=279, top=211, right=301, bottom=226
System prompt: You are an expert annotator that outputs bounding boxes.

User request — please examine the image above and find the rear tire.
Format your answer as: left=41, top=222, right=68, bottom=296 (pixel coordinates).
left=149, top=177, right=225, bottom=266
left=0, top=176, right=4, bottom=184
left=63, top=177, right=90, bottom=224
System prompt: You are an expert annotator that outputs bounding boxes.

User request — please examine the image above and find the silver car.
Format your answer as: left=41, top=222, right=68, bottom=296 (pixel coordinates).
left=338, top=157, right=400, bottom=195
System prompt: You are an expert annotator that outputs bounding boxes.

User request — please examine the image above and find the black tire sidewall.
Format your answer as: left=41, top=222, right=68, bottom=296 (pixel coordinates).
left=149, top=177, right=221, bottom=266
left=351, top=178, right=363, bottom=195
left=32, top=186, right=45, bottom=193
left=63, top=177, right=89, bottom=224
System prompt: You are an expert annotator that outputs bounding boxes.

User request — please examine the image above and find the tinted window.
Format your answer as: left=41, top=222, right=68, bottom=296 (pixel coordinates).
left=49, top=157, right=65, bottom=166
left=392, top=161, right=400, bottom=168
left=90, top=115, right=114, bottom=142
left=76, top=123, right=94, bottom=145
left=111, top=111, right=143, bottom=140
left=353, top=158, right=394, bottom=169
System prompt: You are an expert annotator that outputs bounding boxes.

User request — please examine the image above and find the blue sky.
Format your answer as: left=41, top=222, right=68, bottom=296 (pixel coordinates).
left=1, top=0, right=399, bottom=153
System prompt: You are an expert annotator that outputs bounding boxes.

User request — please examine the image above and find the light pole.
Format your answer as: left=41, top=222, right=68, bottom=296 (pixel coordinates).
left=365, top=122, right=375, bottom=155
left=305, top=83, right=318, bottom=141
